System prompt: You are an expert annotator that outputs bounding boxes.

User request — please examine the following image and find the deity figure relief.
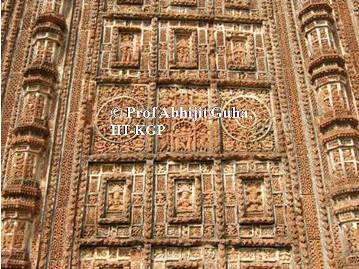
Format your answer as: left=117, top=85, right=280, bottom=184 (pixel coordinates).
left=107, top=183, right=124, bottom=212
left=173, top=122, right=194, bottom=151
left=176, top=182, right=193, bottom=212
left=245, top=182, right=263, bottom=212
left=120, top=34, right=134, bottom=63
left=176, top=35, right=190, bottom=64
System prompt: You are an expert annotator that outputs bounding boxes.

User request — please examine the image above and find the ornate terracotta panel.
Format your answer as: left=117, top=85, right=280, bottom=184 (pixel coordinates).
left=2, top=0, right=359, bottom=268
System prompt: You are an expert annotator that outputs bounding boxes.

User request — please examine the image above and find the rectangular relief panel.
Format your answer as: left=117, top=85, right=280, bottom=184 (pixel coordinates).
left=214, top=0, right=262, bottom=16
left=80, top=247, right=144, bottom=269
left=152, top=247, right=218, bottom=269
left=83, top=163, right=146, bottom=238
left=105, top=0, right=155, bottom=12
left=219, top=87, right=275, bottom=152
left=214, top=23, right=267, bottom=80
left=156, top=85, right=218, bottom=153
left=223, top=160, right=288, bottom=239
left=159, top=0, right=212, bottom=16
left=226, top=247, right=292, bottom=269
left=100, top=19, right=152, bottom=78
left=158, top=21, right=210, bottom=79
left=154, top=161, right=217, bottom=239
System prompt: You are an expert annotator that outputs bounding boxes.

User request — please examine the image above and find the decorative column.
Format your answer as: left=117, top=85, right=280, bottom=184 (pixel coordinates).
left=298, top=1, right=359, bottom=268
left=1, top=4, right=67, bottom=269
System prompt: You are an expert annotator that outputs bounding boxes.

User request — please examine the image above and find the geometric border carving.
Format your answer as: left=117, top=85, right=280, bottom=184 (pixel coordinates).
left=95, top=261, right=131, bottom=269
left=224, top=0, right=250, bottom=10
left=98, top=174, right=132, bottom=225
left=117, top=0, right=143, bottom=4
left=167, top=173, right=202, bottom=224
left=166, top=261, right=203, bottom=269
left=171, top=0, right=197, bottom=6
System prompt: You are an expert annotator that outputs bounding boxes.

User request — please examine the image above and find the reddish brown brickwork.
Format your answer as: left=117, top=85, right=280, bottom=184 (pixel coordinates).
left=1, top=0, right=359, bottom=268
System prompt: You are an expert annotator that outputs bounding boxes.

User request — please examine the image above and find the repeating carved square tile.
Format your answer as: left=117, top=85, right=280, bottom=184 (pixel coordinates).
left=153, top=247, right=217, bottom=269
left=166, top=260, right=203, bottom=269
left=154, top=162, right=216, bottom=239
left=117, top=0, right=143, bottom=4
left=226, top=248, right=292, bottom=268
left=83, top=163, right=146, bottom=239
left=95, top=261, right=130, bottom=269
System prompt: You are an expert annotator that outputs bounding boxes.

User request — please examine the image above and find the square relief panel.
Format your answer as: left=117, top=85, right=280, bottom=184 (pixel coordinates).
left=170, top=28, right=198, bottom=69
left=101, top=19, right=151, bottom=77
left=83, top=163, right=146, bottom=239
left=158, top=22, right=209, bottom=79
left=219, top=88, right=275, bottom=152
left=215, top=24, right=267, bottom=79
left=154, top=162, right=216, bottom=239
left=152, top=247, right=217, bottom=269
left=223, top=161, right=288, bottom=239
left=237, top=174, right=274, bottom=224
left=111, top=27, right=141, bottom=68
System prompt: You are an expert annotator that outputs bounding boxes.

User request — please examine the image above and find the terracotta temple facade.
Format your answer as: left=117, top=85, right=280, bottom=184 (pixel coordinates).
left=1, top=0, right=359, bottom=268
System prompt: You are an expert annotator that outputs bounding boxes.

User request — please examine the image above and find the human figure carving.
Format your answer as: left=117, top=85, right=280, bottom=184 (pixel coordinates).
left=108, top=184, right=124, bottom=211
left=245, top=182, right=263, bottom=212
left=176, top=35, right=190, bottom=64
left=120, top=34, right=134, bottom=63
left=176, top=183, right=193, bottom=212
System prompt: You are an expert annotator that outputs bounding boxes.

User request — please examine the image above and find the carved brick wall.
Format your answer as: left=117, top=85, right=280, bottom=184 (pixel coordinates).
left=2, top=0, right=359, bottom=268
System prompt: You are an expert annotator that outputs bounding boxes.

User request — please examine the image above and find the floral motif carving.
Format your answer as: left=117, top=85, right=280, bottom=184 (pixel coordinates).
left=220, top=89, right=274, bottom=152
left=93, top=85, right=149, bottom=154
